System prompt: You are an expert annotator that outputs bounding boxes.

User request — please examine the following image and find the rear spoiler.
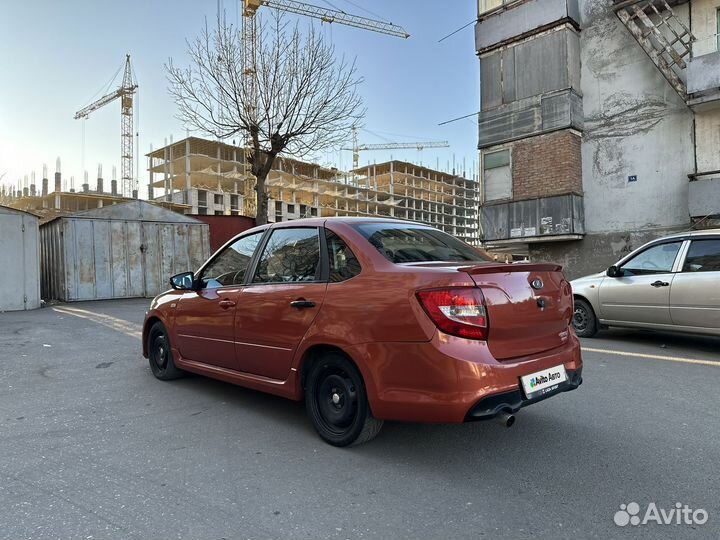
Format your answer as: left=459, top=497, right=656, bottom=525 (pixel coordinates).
left=457, top=263, right=563, bottom=275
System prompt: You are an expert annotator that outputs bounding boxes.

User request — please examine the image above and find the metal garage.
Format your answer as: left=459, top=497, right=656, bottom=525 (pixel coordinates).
left=40, top=200, right=210, bottom=301
left=0, top=205, right=41, bottom=311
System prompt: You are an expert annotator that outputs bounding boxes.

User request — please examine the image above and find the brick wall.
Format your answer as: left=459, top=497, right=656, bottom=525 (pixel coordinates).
left=511, top=130, right=582, bottom=200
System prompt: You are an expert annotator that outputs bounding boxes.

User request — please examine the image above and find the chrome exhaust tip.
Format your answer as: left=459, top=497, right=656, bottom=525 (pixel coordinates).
left=495, top=411, right=516, bottom=428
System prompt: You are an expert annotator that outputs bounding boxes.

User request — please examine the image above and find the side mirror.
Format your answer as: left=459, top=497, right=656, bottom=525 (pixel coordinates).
left=606, top=265, right=623, bottom=278
left=170, top=271, right=195, bottom=291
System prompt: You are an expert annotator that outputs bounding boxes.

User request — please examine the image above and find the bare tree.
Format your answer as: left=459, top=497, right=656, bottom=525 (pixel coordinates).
left=167, top=15, right=365, bottom=224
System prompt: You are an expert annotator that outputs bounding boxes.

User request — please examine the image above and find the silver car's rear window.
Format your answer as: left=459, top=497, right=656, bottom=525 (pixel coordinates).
left=354, top=223, right=491, bottom=264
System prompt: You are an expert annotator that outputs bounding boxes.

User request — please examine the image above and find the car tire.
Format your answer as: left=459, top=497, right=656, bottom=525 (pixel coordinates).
left=573, top=298, right=598, bottom=338
left=305, top=352, right=383, bottom=447
left=147, top=322, right=185, bottom=380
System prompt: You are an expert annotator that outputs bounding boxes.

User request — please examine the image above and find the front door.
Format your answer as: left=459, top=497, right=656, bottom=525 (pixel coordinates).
left=173, top=230, right=265, bottom=370
left=598, top=241, right=683, bottom=325
left=670, top=238, right=720, bottom=329
left=235, top=227, right=327, bottom=380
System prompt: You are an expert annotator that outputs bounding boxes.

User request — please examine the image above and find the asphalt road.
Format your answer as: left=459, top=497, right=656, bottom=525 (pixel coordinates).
left=1, top=299, right=718, bottom=540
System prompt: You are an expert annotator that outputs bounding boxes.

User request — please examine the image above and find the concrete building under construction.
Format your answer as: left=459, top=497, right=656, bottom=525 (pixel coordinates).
left=0, top=160, right=188, bottom=222
left=146, top=137, right=480, bottom=244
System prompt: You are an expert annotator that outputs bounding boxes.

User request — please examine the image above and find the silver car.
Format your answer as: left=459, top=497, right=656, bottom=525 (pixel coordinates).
left=571, top=230, right=720, bottom=338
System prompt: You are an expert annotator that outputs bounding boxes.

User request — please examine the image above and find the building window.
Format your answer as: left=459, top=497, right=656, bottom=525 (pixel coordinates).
left=287, top=204, right=296, bottom=214
left=214, top=194, right=223, bottom=206
left=197, top=207, right=207, bottom=215
left=300, top=204, right=307, bottom=217
left=215, top=210, right=224, bottom=215
left=478, top=0, right=509, bottom=16
left=230, top=194, right=239, bottom=210
left=482, top=149, right=512, bottom=201
left=311, top=207, right=318, bottom=217
left=197, top=189, right=207, bottom=206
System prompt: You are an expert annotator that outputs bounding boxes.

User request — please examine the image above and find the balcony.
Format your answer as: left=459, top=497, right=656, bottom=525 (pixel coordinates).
left=689, top=174, right=720, bottom=218
left=475, top=0, right=580, bottom=53
left=481, top=193, right=584, bottom=244
left=687, top=37, right=720, bottom=108
left=479, top=89, right=583, bottom=149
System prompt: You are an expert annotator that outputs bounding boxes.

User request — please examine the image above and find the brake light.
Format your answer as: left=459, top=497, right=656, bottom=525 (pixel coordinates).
left=416, top=288, right=488, bottom=340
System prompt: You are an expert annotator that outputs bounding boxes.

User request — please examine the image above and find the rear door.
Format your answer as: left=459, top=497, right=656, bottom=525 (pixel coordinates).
left=598, top=240, right=683, bottom=325
left=669, top=238, right=720, bottom=329
left=235, top=227, right=327, bottom=380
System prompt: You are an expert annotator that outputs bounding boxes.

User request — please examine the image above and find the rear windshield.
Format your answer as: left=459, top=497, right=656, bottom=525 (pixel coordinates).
left=354, top=223, right=491, bottom=264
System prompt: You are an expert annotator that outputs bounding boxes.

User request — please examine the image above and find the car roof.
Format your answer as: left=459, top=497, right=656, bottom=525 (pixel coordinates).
left=269, top=216, right=424, bottom=228
left=657, top=228, right=720, bottom=241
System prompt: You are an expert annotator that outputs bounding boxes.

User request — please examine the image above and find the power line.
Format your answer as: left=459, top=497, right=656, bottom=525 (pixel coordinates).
left=438, top=18, right=476, bottom=43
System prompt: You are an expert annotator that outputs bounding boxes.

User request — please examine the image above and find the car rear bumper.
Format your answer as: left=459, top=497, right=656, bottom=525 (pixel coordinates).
left=346, top=330, right=583, bottom=424
left=464, top=368, right=582, bottom=421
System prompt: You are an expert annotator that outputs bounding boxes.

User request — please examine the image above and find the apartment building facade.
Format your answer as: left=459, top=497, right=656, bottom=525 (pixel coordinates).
left=476, top=0, right=720, bottom=277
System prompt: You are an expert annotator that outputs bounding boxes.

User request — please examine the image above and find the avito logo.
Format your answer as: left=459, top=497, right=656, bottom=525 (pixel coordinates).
left=614, top=502, right=709, bottom=527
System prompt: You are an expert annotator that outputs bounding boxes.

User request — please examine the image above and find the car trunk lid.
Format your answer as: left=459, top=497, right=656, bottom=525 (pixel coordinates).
left=460, top=263, right=573, bottom=360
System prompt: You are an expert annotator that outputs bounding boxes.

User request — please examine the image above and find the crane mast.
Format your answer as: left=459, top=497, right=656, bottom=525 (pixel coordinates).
left=239, top=0, right=409, bottom=218
left=75, top=55, right=138, bottom=197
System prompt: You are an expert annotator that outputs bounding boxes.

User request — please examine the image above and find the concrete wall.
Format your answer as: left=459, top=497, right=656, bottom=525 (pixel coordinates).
left=579, top=0, right=694, bottom=234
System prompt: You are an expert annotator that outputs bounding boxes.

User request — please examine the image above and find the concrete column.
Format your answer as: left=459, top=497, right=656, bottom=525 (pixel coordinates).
left=111, top=180, right=118, bottom=196
left=97, top=164, right=104, bottom=193
left=147, top=183, right=154, bottom=200
left=185, top=138, right=191, bottom=205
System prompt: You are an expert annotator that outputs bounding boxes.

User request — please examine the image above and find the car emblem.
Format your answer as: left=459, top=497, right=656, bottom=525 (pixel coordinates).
left=531, top=278, right=544, bottom=290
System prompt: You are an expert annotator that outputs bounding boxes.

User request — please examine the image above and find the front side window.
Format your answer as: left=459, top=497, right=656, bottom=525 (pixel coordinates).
left=355, top=223, right=491, bottom=264
left=682, top=239, right=720, bottom=272
left=621, top=242, right=682, bottom=276
left=326, top=230, right=361, bottom=282
left=253, top=228, right=321, bottom=284
left=201, top=231, right=264, bottom=289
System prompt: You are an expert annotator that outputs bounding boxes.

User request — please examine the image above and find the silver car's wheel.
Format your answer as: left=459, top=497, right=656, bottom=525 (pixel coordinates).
left=573, top=298, right=598, bottom=338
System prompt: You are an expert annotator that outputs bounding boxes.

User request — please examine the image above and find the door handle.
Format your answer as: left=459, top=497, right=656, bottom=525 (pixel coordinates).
left=219, top=299, right=237, bottom=309
left=290, top=299, right=316, bottom=309
left=651, top=281, right=670, bottom=288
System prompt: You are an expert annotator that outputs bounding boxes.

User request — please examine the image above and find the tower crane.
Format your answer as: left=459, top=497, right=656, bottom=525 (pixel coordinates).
left=347, top=128, right=449, bottom=169
left=239, top=0, right=409, bottom=216
left=74, top=55, right=138, bottom=197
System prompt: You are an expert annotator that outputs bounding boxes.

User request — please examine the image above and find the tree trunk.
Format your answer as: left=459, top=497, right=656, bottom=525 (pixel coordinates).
left=255, top=171, right=268, bottom=225
left=252, top=149, right=278, bottom=226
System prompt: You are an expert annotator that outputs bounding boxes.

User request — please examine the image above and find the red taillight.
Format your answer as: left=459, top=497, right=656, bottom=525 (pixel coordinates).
left=416, top=287, right=488, bottom=340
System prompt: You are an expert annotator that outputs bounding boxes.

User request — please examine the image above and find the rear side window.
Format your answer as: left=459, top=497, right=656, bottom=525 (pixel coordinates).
left=252, top=228, right=321, bottom=283
left=325, top=230, right=361, bottom=282
left=682, top=239, right=720, bottom=272
left=354, top=223, right=491, bottom=264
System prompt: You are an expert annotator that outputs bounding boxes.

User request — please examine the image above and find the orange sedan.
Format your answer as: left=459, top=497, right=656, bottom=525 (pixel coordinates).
left=143, top=218, right=582, bottom=446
